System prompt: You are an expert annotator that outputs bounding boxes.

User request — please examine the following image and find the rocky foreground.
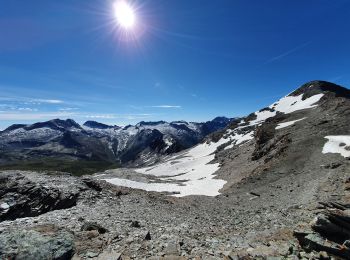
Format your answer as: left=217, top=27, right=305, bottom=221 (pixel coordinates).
left=0, top=167, right=350, bottom=259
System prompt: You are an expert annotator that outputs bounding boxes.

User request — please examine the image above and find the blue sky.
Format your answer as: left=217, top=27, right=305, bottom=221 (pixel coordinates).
left=0, top=0, right=349, bottom=129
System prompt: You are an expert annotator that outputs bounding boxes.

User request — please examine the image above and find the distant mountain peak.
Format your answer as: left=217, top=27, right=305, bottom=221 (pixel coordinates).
left=137, top=121, right=167, bottom=127
left=2, top=124, right=27, bottom=133
left=210, top=116, right=232, bottom=123
left=83, top=121, right=117, bottom=130
left=17, top=118, right=82, bottom=132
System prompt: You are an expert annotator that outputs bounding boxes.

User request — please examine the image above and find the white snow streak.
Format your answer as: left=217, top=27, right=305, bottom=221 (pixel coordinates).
left=250, top=94, right=324, bottom=125
left=276, top=117, right=307, bottom=130
left=224, top=131, right=254, bottom=150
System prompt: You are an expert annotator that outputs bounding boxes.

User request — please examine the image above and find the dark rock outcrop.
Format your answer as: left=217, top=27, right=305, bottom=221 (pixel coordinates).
left=0, top=171, right=80, bottom=221
left=295, top=201, right=350, bottom=259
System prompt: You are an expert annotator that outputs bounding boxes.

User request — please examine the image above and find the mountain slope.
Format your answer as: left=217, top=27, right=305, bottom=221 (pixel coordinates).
left=101, top=80, right=350, bottom=196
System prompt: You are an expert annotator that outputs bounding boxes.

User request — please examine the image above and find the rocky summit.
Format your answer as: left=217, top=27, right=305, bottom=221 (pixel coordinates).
left=1, top=81, right=350, bottom=259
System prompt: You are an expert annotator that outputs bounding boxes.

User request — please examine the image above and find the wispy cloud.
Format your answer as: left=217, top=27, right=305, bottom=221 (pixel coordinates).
left=150, top=105, right=182, bottom=108
left=0, top=103, right=38, bottom=112
left=0, top=110, right=154, bottom=121
left=17, top=107, right=38, bottom=112
left=31, top=99, right=64, bottom=104
left=0, top=111, right=76, bottom=120
left=84, top=113, right=153, bottom=120
left=0, top=96, right=65, bottom=105
left=84, top=114, right=117, bottom=119
left=265, top=41, right=311, bottom=64
left=58, top=107, right=79, bottom=111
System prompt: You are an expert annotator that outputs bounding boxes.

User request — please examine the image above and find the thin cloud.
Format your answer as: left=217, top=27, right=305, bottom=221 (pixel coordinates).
left=58, top=107, right=79, bottom=111
left=0, top=96, right=65, bottom=104
left=84, top=114, right=117, bottom=119
left=17, top=107, right=38, bottom=112
left=31, top=99, right=64, bottom=104
left=0, top=111, right=154, bottom=122
left=151, top=105, right=182, bottom=108
left=265, top=41, right=311, bottom=64
left=0, top=111, right=76, bottom=120
left=83, top=113, right=153, bottom=120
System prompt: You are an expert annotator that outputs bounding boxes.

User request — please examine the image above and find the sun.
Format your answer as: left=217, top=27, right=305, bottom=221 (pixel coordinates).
left=113, top=1, right=136, bottom=29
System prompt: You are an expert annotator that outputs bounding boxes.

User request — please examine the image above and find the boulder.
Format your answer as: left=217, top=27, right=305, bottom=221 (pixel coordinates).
left=0, top=171, right=79, bottom=221
left=0, top=228, right=75, bottom=260
left=81, top=222, right=108, bottom=234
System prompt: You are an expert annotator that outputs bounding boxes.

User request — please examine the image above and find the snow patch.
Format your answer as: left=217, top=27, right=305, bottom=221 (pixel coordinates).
left=276, top=117, right=307, bottom=130
left=104, top=137, right=229, bottom=197
left=250, top=94, right=324, bottom=126
left=322, top=136, right=350, bottom=158
left=224, top=131, right=254, bottom=150
left=163, top=137, right=173, bottom=149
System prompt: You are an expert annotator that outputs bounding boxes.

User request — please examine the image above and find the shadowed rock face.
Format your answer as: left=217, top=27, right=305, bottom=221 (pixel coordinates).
left=0, top=171, right=82, bottom=221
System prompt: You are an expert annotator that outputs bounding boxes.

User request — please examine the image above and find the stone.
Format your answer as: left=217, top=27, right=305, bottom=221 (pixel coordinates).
left=98, top=250, right=122, bottom=260
left=131, top=220, right=141, bottom=228
left=297, top=233, right=350, bottom=259
left=318, top=251, right=330, bottom=260
left=0, top=172, right=79, bottom=221
left=85, top=230, right=100, bottom=239
left=0, top=228, right=75, bottom=260
left=81, top=222, right=108, bottom=234
left=165, top=240, right=180, bottom=255
left=85, top=251, right=99, bottom=258
left=324, top=162, right=342, bottom=169
left=82, top=178, right=103, bottom=192
left=144, top=231, right=152, bottom=240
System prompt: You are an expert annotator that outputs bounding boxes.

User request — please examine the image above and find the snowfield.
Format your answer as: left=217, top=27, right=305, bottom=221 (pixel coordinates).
left=104, top=137, right=231, bottom=197
left=322, top=136, right=350, bottom=158
left=276, top=117, right=307, bottom=130
left=103, top=126, right=257, bottom=197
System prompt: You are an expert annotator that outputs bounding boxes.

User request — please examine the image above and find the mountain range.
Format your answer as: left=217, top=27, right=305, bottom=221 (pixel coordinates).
left=0, top=116, right=233, bottom=174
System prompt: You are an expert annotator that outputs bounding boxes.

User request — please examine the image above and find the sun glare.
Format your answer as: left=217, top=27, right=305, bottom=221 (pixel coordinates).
left=114, top=1, right=136, bottom=29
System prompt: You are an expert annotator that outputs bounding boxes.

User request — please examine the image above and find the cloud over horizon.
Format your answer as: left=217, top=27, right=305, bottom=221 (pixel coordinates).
left=150, top=105, right=182, bottom=108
